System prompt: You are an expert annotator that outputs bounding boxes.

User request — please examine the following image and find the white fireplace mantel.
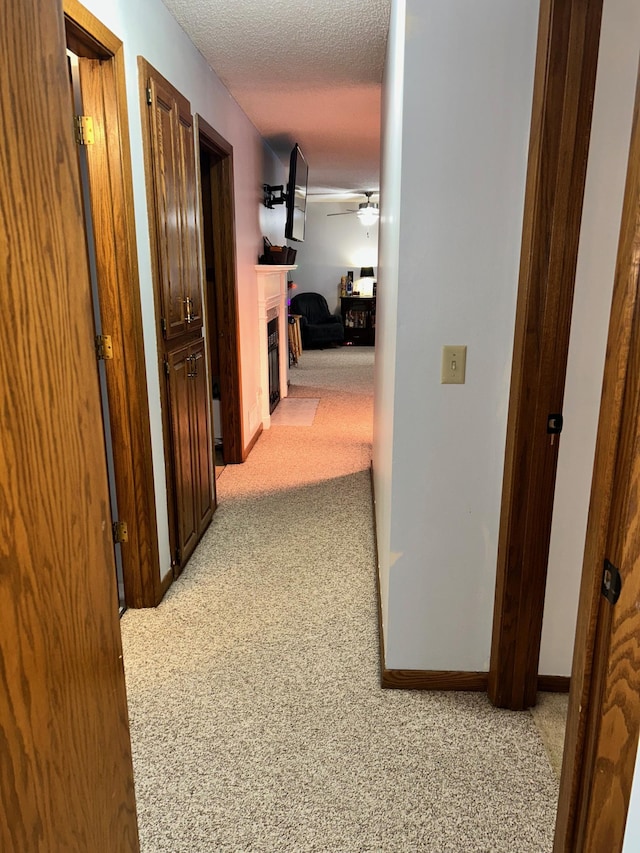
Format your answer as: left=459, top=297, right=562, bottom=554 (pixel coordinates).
left=255, top=264, right=297, bottom=428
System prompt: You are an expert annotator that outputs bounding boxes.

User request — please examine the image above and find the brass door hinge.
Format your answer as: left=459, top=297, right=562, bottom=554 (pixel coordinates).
left=74, top=115, right=95, bottom=145
left=146, top=86, right=152, bottom=106
left=112, top=521, right=129, bottom=544
left=95, top=334, right=113, bottom=360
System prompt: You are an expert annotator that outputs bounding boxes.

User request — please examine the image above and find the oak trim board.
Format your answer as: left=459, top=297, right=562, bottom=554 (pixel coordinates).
left=196, top=114, right=245, bottom=464
left=490, top=0, right=604, bottom=711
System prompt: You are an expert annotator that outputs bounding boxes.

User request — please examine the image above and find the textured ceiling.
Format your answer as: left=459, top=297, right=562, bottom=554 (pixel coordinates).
left=160, top=0, right=391, bottom=193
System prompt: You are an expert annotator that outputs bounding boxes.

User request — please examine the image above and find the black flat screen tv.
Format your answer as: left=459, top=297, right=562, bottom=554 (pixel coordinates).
left=285, top=143, right=309, bottom=242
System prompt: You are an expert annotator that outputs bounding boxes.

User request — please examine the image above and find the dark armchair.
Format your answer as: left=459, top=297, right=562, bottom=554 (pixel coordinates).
left=291, top=293, right=344, bottom=349
left=290, top=292, right=344, bottom=349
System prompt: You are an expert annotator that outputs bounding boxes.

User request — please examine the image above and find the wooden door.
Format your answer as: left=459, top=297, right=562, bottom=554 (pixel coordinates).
left=148, top=76, right=186, bottom=340
left=191, top=338, right=214, bottom=536
left=167, top=343, right=199, bottom=565
left=178, top=114, right=203, bottom=331
left=554, top=59, right=640, bottom=853
left=0, top=0, right=138, bottom=848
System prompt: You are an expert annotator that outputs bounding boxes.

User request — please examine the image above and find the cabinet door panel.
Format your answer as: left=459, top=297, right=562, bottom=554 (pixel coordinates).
left=167, top=343, right=198, bottom=562
left=149, top=79, right=187, bottom=340
left=191, top=339, right=214, bottom=536
left=178, top=114, right=203, bottom=331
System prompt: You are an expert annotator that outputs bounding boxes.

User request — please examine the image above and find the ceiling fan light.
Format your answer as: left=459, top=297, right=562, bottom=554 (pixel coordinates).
left=357, top=204, right=379, bottom=227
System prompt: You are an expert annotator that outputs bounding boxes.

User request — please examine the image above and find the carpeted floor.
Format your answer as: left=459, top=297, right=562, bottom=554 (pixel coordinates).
left=120, top=347, right=560, bottom=852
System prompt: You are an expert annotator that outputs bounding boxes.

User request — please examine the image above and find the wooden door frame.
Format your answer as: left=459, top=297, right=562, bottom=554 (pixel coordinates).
left=554, top=59, right=640, bottom=852
left=64, top=0, right=161, bottom=608
left=489, top=0, right=604, bottom=710
left=196, top=115, right=245, bottom=464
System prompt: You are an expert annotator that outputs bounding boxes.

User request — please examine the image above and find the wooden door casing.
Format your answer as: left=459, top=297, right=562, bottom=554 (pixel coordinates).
left=0, top=0, right=138, bottom=847
left=197, top=116, right=245, bottom=464
left=489, top=0, right=604, bottom=710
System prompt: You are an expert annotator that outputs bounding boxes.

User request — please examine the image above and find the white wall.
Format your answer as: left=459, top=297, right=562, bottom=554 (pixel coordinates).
left=540, top=0, right=640, bottom=676
left=79, top=0, right=286, bottom=579
left=373, top=0, right=405, bottom=639
left=374, top=0, right=538, bottom=670
left=291, top=202, right=378, bottom=315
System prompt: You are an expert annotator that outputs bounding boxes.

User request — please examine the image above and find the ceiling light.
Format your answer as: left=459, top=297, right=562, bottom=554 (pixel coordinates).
left=357, top=203, right=379, bottom=227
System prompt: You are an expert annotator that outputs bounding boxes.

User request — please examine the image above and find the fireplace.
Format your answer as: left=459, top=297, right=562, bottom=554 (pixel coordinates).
left=267, top=314, right=280, bottom=413
left=255, top=263, right=296, bottom=428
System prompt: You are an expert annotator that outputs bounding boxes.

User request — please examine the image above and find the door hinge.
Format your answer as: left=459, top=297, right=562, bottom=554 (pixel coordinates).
left=95, top=334, right=114, bottom=360
left=161, top=317, right=167, bottom=335
left=546, top=413, right=564, bottom=434
left=112, top=520, right=129, bottom=544
left=74, top=114, right=95, bottom=146
left=146, top=86, right=152, bottom=106
left=164, top=359, right=170, bottom=376
left=171, top=548, right=181, bottom=568
left=602, top=559, right=622, bottom=605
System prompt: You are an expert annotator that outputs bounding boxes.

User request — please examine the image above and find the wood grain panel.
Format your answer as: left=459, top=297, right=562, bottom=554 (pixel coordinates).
left=0, top=0, right=138, bottom=847
left=554, top=62, right=640, bottom=853
left=192, top=339, right=215, bottom=538
left=490, top=0, right=604, bottom=711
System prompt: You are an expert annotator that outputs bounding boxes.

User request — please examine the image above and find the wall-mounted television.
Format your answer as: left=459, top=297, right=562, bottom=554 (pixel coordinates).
left=285, top=144, right=309, bottom=242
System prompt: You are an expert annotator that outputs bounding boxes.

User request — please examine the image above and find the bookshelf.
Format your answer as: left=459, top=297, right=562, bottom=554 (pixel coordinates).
left=340, top=296, right=376, bottom=346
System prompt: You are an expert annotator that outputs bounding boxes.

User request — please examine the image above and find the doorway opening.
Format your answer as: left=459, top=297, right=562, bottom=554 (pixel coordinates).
left=197, top=118, right=245, bottom=464
left=64, top=0, right=161, bottom=608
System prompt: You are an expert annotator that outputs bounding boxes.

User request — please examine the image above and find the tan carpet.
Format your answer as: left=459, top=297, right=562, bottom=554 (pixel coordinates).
left=120, top=347, right=559, bottom=852
left=530, top=693, right=569, bottom=780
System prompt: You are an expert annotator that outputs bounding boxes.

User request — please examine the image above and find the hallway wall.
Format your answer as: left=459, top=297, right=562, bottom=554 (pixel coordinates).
left=78, top=0, right=287, bottom=579
left=374, top=0, right=539, bottom=670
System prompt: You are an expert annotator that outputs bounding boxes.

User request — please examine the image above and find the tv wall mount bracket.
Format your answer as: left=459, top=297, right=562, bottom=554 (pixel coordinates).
left=263, top=184, right=288, bottom=208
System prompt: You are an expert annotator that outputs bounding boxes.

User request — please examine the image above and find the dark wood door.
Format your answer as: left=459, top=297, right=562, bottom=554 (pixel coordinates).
left=0, top=0, right=138, bottom=848
left=167, top=342, right=199, bottom=564
left=191, top=338, right=214, bottom=536
left=149, top=76, right=187, bottom=340
left=178, top=114, right=203, bottom=331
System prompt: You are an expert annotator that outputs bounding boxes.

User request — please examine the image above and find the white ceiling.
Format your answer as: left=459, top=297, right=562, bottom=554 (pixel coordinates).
left=160, top=0, right=392, bottom=193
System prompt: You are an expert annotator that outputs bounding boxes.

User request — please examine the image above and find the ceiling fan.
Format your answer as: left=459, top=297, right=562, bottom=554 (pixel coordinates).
left=326, top=191, right=379, bottom=226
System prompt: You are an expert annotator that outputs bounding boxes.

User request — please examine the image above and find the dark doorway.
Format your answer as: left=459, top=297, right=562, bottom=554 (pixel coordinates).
left=197, top=118, right=245, bottom=463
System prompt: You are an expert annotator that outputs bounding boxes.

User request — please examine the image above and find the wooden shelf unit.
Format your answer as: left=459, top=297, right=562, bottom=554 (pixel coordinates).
left=341, top=295, right=376, bottom=346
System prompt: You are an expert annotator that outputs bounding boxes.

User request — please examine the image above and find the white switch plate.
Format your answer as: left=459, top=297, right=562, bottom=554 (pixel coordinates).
left=441, top=345, right=466, bottom=384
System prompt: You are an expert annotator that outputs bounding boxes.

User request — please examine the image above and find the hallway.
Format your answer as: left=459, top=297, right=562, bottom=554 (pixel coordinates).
left=120, top=348, right=559, bottom=852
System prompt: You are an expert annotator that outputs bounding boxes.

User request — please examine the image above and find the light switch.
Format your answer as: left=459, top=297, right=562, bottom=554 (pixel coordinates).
left=441, top=345, right=466, bottom=384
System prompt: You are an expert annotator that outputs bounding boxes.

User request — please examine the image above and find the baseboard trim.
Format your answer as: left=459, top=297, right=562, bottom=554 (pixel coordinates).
left=369, top=465, right=386, bottom=683
left=537, top=674, right=571, bottom=693
left=242, top=423, right=263, bottom=461
left=382, top=669, right=489, bottom=691
left=369, top=467, right=567, bottom=696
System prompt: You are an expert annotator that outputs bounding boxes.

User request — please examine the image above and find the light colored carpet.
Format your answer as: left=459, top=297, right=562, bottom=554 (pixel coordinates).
left=120, top=346, right=559, bottom=853
left=530, top=693, right=569, bottom=780
left=270, top=397, right=320, bottom=426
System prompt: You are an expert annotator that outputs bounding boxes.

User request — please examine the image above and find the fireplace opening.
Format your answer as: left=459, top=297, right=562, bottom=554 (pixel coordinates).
left=267, top=316, right=280, bottom=413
